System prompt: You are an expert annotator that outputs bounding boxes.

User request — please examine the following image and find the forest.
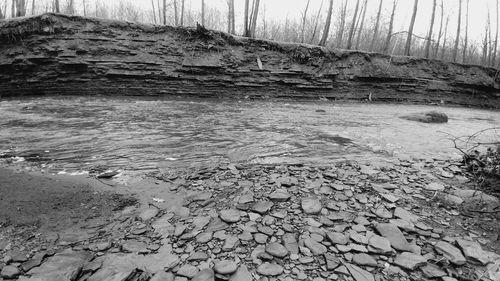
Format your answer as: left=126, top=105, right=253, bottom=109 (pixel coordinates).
left=1, top=0, right=499, bottom=69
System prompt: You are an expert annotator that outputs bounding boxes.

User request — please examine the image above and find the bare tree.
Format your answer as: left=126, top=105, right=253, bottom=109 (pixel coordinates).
left=163, top=0, right=166, bottom=25
left=173, top=0, right=178, bottom=25
left=424, top=0, right=436, bottom=58
left=67, top=0, right=74, bottom=14
left=383, top=0, right=397, bottom=53
left=346, top=0, right=361, bottom=49
left=309, top=0, right=324, bottom=44
left=483, top=19, right=489, bottom=65
left=83, top=0, right=87, bottom=16
left=370, top=0, right=383, bottom=51
left=31, top=0, right=35, bottom=15
left=452, top=0, right=462, bottom=62
left=180, top=0, right=184, bottom=25
left=151, top=0, right=156, bottom=24
left=434, top=0, right=444, bottom=59
left=462, top=0, right=469, bottom=63
left=249, top=0, right=260, bottom=37
left=441, top=16, right=449, bottom=60
left=230, top=0, right=235, bottom=33
left=0, top=2, right=3, bottom=19
left=493, top=0, right=499, bottom=66
left=54, top=0, right=59, bottom=13
left=355, top=0, right=368, bottom=50
left=319, top=0, right=333, bottom=46
left=488, top=8, right=493, bottom=64
left=404, top=0, right=418, bottom=56
left=244, top=0, right=249, bottom=36
left=337, top=0, right=348, bottom=48
left=201, top=0, right=205, bottom=26
left=11, top=0, right=15, bottom=17
left=300, top=0, right=310, bottom=43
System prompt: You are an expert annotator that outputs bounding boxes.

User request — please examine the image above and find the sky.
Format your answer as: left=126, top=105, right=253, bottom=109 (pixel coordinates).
left=4, top=0, right=498, bottom=45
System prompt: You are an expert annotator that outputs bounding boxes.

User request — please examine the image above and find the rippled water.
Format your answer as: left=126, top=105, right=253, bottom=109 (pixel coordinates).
left=0, top=96, right=499, bottom=172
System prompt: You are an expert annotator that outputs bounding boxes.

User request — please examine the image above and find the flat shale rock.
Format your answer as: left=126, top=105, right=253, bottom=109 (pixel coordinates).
left=1, top=265, right=20, bottom=279
left=352, top=253, right=378, bottom=267
left=304, top=237, right=328, bottom=255
left=301, top=197, right=322, bottom=214
left=456, top=239, right=489, bottom=265
left=220, top=209, right=241, bottom=223
left=214, top=260, right=238, bottom=275
left=251, top=201, right=274, bottom=214
left=256, top=263, right=283, bottom=276
left=27, top=249, right=93, bottom=281
left=367, top=235, right=392, bottom=254
left=345, top=263, right=375, bottom=281
left=265, top=242, right=289, bottom=258
left=394, top=252, right=427, bottom=270
left=401, top=111, right=448, bottom=123
left=229, top=265, right=252, bottom=281
left=268, top=190, right=291, bottom=201
left=326, top=231, right=349, bottom=245
left=375, top=223, right=411, bottom=251
left=435, top=241, right=466, bottom=265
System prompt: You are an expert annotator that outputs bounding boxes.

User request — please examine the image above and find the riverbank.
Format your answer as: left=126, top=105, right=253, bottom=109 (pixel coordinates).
left=0, top=156, right=499, bottom=281
left=0, top=13, right=499, bottom=108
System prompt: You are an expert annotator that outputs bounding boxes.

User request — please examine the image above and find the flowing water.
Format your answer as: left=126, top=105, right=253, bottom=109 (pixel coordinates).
left=0, top=96, right=499, bottom=173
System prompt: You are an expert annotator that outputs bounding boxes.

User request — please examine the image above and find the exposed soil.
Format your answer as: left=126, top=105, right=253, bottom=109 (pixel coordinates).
left=0, top=13, right=499, bottom=107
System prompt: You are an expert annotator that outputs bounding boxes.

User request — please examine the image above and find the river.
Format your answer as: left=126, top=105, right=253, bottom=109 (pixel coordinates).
left=0, top=96, right=499, bottom=173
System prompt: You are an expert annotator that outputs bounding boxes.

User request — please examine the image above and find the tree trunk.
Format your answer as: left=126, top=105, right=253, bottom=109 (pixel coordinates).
left=201, top=0, right=205, bottom=26
left=337, top=0, right=348, bottom=48
left=163, top=0, right=166, bottom=25
left=483, top=20, right=489, bottom=65
left=12, top=0, right=16, bottom=17
left=181, top=0, right=185, bottom=25
left=157, top=0, right=161, bottom=24
left=244, top=0, right=250, bottom=37
left=83, top=0, right=87, bottom=16
left=15, top=0, right=26, bottom=17
left=434, top=0, right=444, bottom=59
left=404, top=0, right=418, bottom=56
left=319, top=0, right=333, bottom=46
left=68, top=0, right=74, bottom=14
left=440, top=16, right=449, bottom=60
left=309, top=0, right=324, bottom=44
left=383, top=0, right=397, bottom=53
left=493, top=0, right=499, bottom=66
left=370, top=0, right=383, bottom=51
left=0, top=3, right=3, bottom=19
left=151, top=0, right=156, bottom=24
left=54, top=0, right=59, bottom=13
left=346, top=0, right=361, bottom=49
left=300, top=0, right=310, bottom=43
left=250, top=0, right=260, bottom=37
left=462, top=0, right=469, bottom=63
left=230, top=0, right=235, bottom=33
left=424, top=0, right=436, bottom=58
left=31, top=0, right=35, bottom=15
left=452, top=0, right=462, bottom=62
left=173, top=0, right=178, bottom=26
left=355, top=0, right=368, bottom=50
left=488, top=9, right=493, bottom=65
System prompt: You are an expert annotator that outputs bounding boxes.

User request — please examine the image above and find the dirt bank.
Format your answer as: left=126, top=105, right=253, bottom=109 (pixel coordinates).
left=0, top=13, right=499, bottom=107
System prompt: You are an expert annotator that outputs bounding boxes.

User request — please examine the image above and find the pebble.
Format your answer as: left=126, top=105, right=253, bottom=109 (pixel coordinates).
left=220, top=209, right=241, bottom=223
left=394, top=252, right=427, bottom=270
left=375, top=223, right=411, bottom=251
left=304, top=238, right=327, bottom=255
left=352, top=253, right=378, bottom=267
left=265, top=242, right=289, bottom=258
left=214, top=260, right=238, bottom=275
left=176, top=264, right=199, bottom=278
left=435, top=241, right=466, bottom=265
left=257, top=263, right=284, bottom=276
left=1, top=265, right=20, bottom=279
left=301, top=197, right=322, bottom=214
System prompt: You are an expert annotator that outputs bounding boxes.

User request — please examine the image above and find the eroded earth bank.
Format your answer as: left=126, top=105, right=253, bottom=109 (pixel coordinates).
left=0, top=13, right=499, bottom=281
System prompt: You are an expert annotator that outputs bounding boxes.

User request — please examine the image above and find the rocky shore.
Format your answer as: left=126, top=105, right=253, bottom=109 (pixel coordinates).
left=0, top=13, right=499, bottom=108
left=1, top=157, right=499, bottom=281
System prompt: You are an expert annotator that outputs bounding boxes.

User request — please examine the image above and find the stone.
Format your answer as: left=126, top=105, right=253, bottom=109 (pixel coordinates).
left=151, top=272, right=175, bottom=281
left=352, top=253, right=378, bottom=267
left=375, top=223, right=411, bottom=251
left=214, top=260, right=238, bottom=275
left=451, top=189, right=499, bottom=204
left=186, top=192, right=213, bottom=202
left=238, top=193, right=254, bottom=204
left=393, top=207, right=420, bottom=223
left=1, top=265, right=20, bottom=279
left=425, top=182, right=445, bottom=191
left=301, top=197, right=322, bottom=214
left=254, top=233, right=268, bottom=244
left=257, top=263, right=284, bottom=276
left=283, top=233, right=299, bottom=254
left=304, top=238, right=327, bottom=255
left=192, top=269, right=215, bottom=281
left=421, top=264, right=447, bottom=278
left=164, top=254, right=181, bottom=270
left=229, top=265, right=252, bottom=281
left=442, top=194, right=464, bottom=205
left=177, top=264, right=199, bottom=278
left=350, top=232, right=368, bottom=245
left=368, top=235, right=392, bottom=254
left=266, top=242, right=289, bottom=258
left=326, top=232, right=349, bottom=245
left=188, top=251, right=209, bottom=261
left=193, top=216, right=211, bottom=231
left=121, top=240, right=148, bottom=253
left=380, top=193, right=399, bottom=203
left=220, top=209, right=241, bottom=223
left=252, top=201, right=274, bottom=214
left=138, top=207, right=159, bottom=221
left=196, top=232, right=213, bottom=243
left=21, top=252, right=46, bottom=272
left=344, top=263, right=375, bottom=281
left=456, top=239, right=489, bottom=265
left=258, top=225, right=274, bottom=236
left=435, top=241, right=466, bottom=265
left=223, top=236, right=239, bottom=251
left=401, top=111, right=448, bottom=123
left=373, top=205, right=392, bottom=219
left=27, top=249, right=93, bottom=280
left=394, top=252, right=427, bottom=270
left=324, top=253, right=341, bottom=270
left=268, top=190, right=291, bottom=201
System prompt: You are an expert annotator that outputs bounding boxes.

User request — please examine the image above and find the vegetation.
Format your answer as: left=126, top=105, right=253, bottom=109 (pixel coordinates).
left=1, top=0, right=500, bottom=69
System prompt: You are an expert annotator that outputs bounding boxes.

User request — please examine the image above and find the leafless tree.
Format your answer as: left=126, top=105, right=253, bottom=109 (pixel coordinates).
left=31, top=0, right=35, bottom=15
left=173, top=0, right=178, bottom=25
left=488, top=8, right=493, bottom=64
left=346, top=0, right=361, bottom=49
left=434, top=0, right=444, bottom=59
left=453, top=0, right=462, bottom=62
left=0, top=2, right=3, bottom=19
left=493, top=0, right=499, bottom=66
left=54, top=0, right=59, bottom=13
left=383, top=0, right=397, bottom=53
left=300, top=0, right=310, bottom=43
left=180, top=0, right=184, bottom=25
left=337, top=0, right=348, bottom=48
left=67, top=0, right=74, bottom=14
left=404, top=0, right=418, bottom=56
left=244, top=0, right=249, bottom=36
left=483, top=18, right=490, bottom=65
left=201, top=0, right=205, bottom=26
left=151, top=0, right=156, bottom=24
left=309, top=0, right=324, bottom=44
left=249, top=0, right=260, bottom=37
left=319, top=0, right=333, bottom=46
left=355, top=0, right=368, bottom=50
left=226, top=0, right=235, bottom=33
left=462, top=0, right=469, bottom=63
left=163, top=0, right=166, bottom=25
left=441, top=16, right=449, bottom=60
left=370, top=0, right=383, bottom=51
left=424, top=0, right=436, bottom=58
